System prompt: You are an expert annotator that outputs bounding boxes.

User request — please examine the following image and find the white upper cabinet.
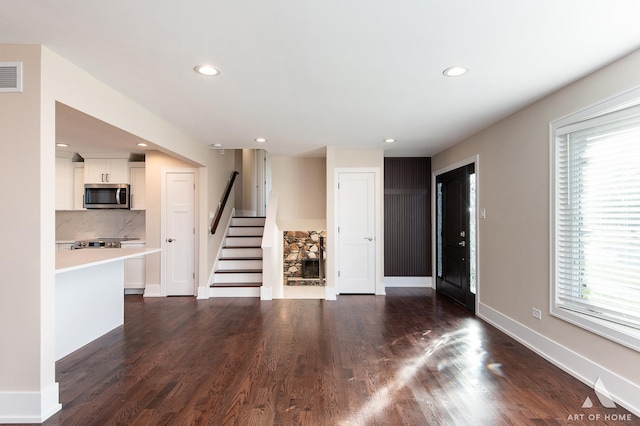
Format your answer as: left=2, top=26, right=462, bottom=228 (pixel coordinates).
left=129, top=164, right=146, bottom=210
left=55, top=155, right=73, bottom=210
left=73, top=163, right=85, bottom=210
left=84, top=158, right=129, bottom=183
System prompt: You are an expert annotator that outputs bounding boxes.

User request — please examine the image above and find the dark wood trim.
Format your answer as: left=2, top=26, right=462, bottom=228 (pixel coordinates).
left=210, top=171, right=239, bottom=234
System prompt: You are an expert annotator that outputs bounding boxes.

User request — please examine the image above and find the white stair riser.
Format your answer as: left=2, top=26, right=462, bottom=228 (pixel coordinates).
left=210, top=287, right=261, bottom=298
left=225, top=237, right=262, bottom=247
left=232, top=217, right=266, bottom=227
left=222, top=247, right=263, bottom=258
left=218, top=259, right=263, bottom=270
left=228, top=227, right=264, bottom=237
left=214, top=272, right=262, bottom=283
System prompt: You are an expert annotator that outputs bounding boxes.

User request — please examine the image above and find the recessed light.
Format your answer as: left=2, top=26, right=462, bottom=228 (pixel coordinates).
left=384, top=138, right=396, bottom=143
left=194, top=64, right=220, bottom=76
left=56, top=143, right=69, bottom=147
left=137, top=143, right=147, bottom=147
left=255, top=138, right=267, bottom=143
left=443, top=66, right=467, bottom=77
left=213, top=143, right=222, bottom=148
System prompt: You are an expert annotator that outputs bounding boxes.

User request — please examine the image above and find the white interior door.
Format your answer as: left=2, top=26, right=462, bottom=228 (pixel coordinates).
left=165, top=172, right=195, bottom=296
left=338, top=172, right=376, bottom=294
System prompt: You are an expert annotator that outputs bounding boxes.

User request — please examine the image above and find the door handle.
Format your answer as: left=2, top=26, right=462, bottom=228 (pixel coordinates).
left=167, top=238, right=176, bottom=243
left=364, top=237, right=373, bottom=241
left=458, top=241, right=466, bottom=247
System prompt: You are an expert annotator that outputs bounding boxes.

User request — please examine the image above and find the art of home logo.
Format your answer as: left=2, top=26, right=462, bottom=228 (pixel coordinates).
left=566, top=377, right=634, bottom=422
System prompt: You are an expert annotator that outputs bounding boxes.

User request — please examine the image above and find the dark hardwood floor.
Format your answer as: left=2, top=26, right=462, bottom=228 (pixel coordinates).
left=38, top=288, right=635, bottom=425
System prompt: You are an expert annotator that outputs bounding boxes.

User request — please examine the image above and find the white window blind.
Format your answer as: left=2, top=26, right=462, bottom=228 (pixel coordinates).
left=554, top=104, right=640, bottom=334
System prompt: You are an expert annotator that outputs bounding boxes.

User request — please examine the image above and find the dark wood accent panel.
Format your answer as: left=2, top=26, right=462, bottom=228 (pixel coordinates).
left=43, top=291, right=635, bottom=425
left=384, top=157, right=431, bottom=276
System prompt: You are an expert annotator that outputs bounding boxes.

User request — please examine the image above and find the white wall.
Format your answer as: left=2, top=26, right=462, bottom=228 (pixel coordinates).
left=0, top=44, right=217, bottom=422
left=0, top=45, right=60, bottom=423
left=271, top=156, right=326, bottom=231
left=326, top=147, right=385, bottom=298
left=144, top=151, right=197, bottom=291
left=206, top=149, right=238, bottom=283
left=433, top=48, right=640, bottom=414
left=241, top=149, right=257, bottom=216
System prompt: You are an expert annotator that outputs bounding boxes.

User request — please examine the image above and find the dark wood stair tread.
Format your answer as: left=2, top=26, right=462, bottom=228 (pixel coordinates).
left=223, top=246, right=262, bottom=249
left=215, top=269, right=262, bottom=274
left=210, top=282, right=262, bottom=287
left=219, top=257, right=263, bottom=261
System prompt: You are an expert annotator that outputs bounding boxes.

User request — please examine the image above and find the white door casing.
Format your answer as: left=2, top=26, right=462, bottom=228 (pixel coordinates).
left=336, top=171, right=377, bottom=294
left=163, top=171, right=196, bottom=296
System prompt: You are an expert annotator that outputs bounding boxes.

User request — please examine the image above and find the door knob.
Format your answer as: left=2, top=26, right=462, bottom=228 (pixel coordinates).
left=364, top=237, right=373, bottom=241
left=167, top=238, right=175, bottom=243
left=458, top=241, right=466, bottom=247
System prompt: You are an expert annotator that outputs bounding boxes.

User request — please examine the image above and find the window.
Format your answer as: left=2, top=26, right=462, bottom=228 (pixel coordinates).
left=551, top=87, right=640, bottom=352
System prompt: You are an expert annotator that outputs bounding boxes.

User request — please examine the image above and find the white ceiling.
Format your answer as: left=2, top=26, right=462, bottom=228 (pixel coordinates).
left=3, top=0, right=640, bottom=157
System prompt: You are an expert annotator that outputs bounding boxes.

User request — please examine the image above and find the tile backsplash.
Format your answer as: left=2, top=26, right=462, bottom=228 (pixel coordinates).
left=56, top=210, right=145, bottom=241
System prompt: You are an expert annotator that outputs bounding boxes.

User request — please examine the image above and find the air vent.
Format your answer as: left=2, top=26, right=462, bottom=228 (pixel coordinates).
left=0, top=62, right=23, bottom=93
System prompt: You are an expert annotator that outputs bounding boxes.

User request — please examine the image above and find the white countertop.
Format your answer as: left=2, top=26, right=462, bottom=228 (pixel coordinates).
left=56, top=247, right=160, bottom=274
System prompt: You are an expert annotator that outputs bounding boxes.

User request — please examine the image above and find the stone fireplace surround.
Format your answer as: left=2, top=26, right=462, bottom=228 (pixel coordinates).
left=283, top=230, right=326, bottom=286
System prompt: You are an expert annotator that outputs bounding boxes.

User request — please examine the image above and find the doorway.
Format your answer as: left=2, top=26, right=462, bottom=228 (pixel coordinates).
left=435, top=161, right=477, bottom=312
left=162, top=170, right=196, bottom=296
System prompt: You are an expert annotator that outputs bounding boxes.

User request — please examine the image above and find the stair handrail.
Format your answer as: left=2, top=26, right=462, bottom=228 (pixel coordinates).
left=211, top=171, right=240, bottom=234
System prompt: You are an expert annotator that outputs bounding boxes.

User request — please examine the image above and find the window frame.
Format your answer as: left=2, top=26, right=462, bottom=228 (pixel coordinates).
left=550, top=86, right=640, bottom=352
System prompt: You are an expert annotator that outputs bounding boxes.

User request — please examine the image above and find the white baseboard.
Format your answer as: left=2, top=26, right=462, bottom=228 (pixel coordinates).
left=384, top=276, right=433, bottom=288
left=260, top=286, right=272, bottom=300
left=209, top=287, right=261, bottom=298
left=0, top=382, right=61, bottom=424
left=325, top=286, right=337, bottom=301
left=196, top=286, right=209, bottom=300
left=143, top=284, right=162, bottom=297
left=124, top=289, right=144, bottom=295
left=478, top=302, right=640, bottom=416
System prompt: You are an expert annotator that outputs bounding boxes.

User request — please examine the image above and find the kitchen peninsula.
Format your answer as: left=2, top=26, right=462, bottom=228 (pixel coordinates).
left=55, top=247, right=160, bottom=360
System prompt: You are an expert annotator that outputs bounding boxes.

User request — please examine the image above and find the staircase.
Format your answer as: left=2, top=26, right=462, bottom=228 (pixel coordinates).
left=211, top=216, right=265, bottom=294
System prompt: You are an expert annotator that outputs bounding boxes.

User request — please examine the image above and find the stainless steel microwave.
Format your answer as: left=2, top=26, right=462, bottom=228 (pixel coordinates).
left=84, top=183, right=130, bottom=209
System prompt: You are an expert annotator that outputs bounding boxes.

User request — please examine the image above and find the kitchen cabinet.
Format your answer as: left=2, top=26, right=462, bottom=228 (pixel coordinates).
left=73, top=163, right=85, bottom=210
left=129, top=164, right=146, bottom=210
left=121, top=241, right=146, bottom=290
left=56, top=242, right=74, bottom=252
left=84, top=158, right=129, bottom=184
left=55, top=155, right=73, bottom=210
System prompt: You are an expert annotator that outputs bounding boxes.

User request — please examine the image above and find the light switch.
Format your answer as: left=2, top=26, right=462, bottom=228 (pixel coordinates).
left=480, top=208, right=487, bottom=219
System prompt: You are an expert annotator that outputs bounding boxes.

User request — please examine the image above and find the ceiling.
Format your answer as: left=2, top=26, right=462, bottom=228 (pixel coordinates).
left=3, top=1, right=640, bottom=158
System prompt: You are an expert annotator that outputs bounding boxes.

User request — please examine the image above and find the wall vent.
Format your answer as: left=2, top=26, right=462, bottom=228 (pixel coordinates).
left=0, top=62, right=23, bottom=93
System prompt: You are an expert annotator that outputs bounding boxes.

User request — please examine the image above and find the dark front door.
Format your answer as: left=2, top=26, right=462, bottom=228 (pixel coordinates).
left=436, top=164, right=476, bottom=312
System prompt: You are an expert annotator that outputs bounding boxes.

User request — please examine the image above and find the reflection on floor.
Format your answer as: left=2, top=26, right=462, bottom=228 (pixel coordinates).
left=282, top=284, right=325, bottom=299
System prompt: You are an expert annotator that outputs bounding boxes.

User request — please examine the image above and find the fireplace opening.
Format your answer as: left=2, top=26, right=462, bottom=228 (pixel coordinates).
left=302, top=259, right=320, bottom=278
